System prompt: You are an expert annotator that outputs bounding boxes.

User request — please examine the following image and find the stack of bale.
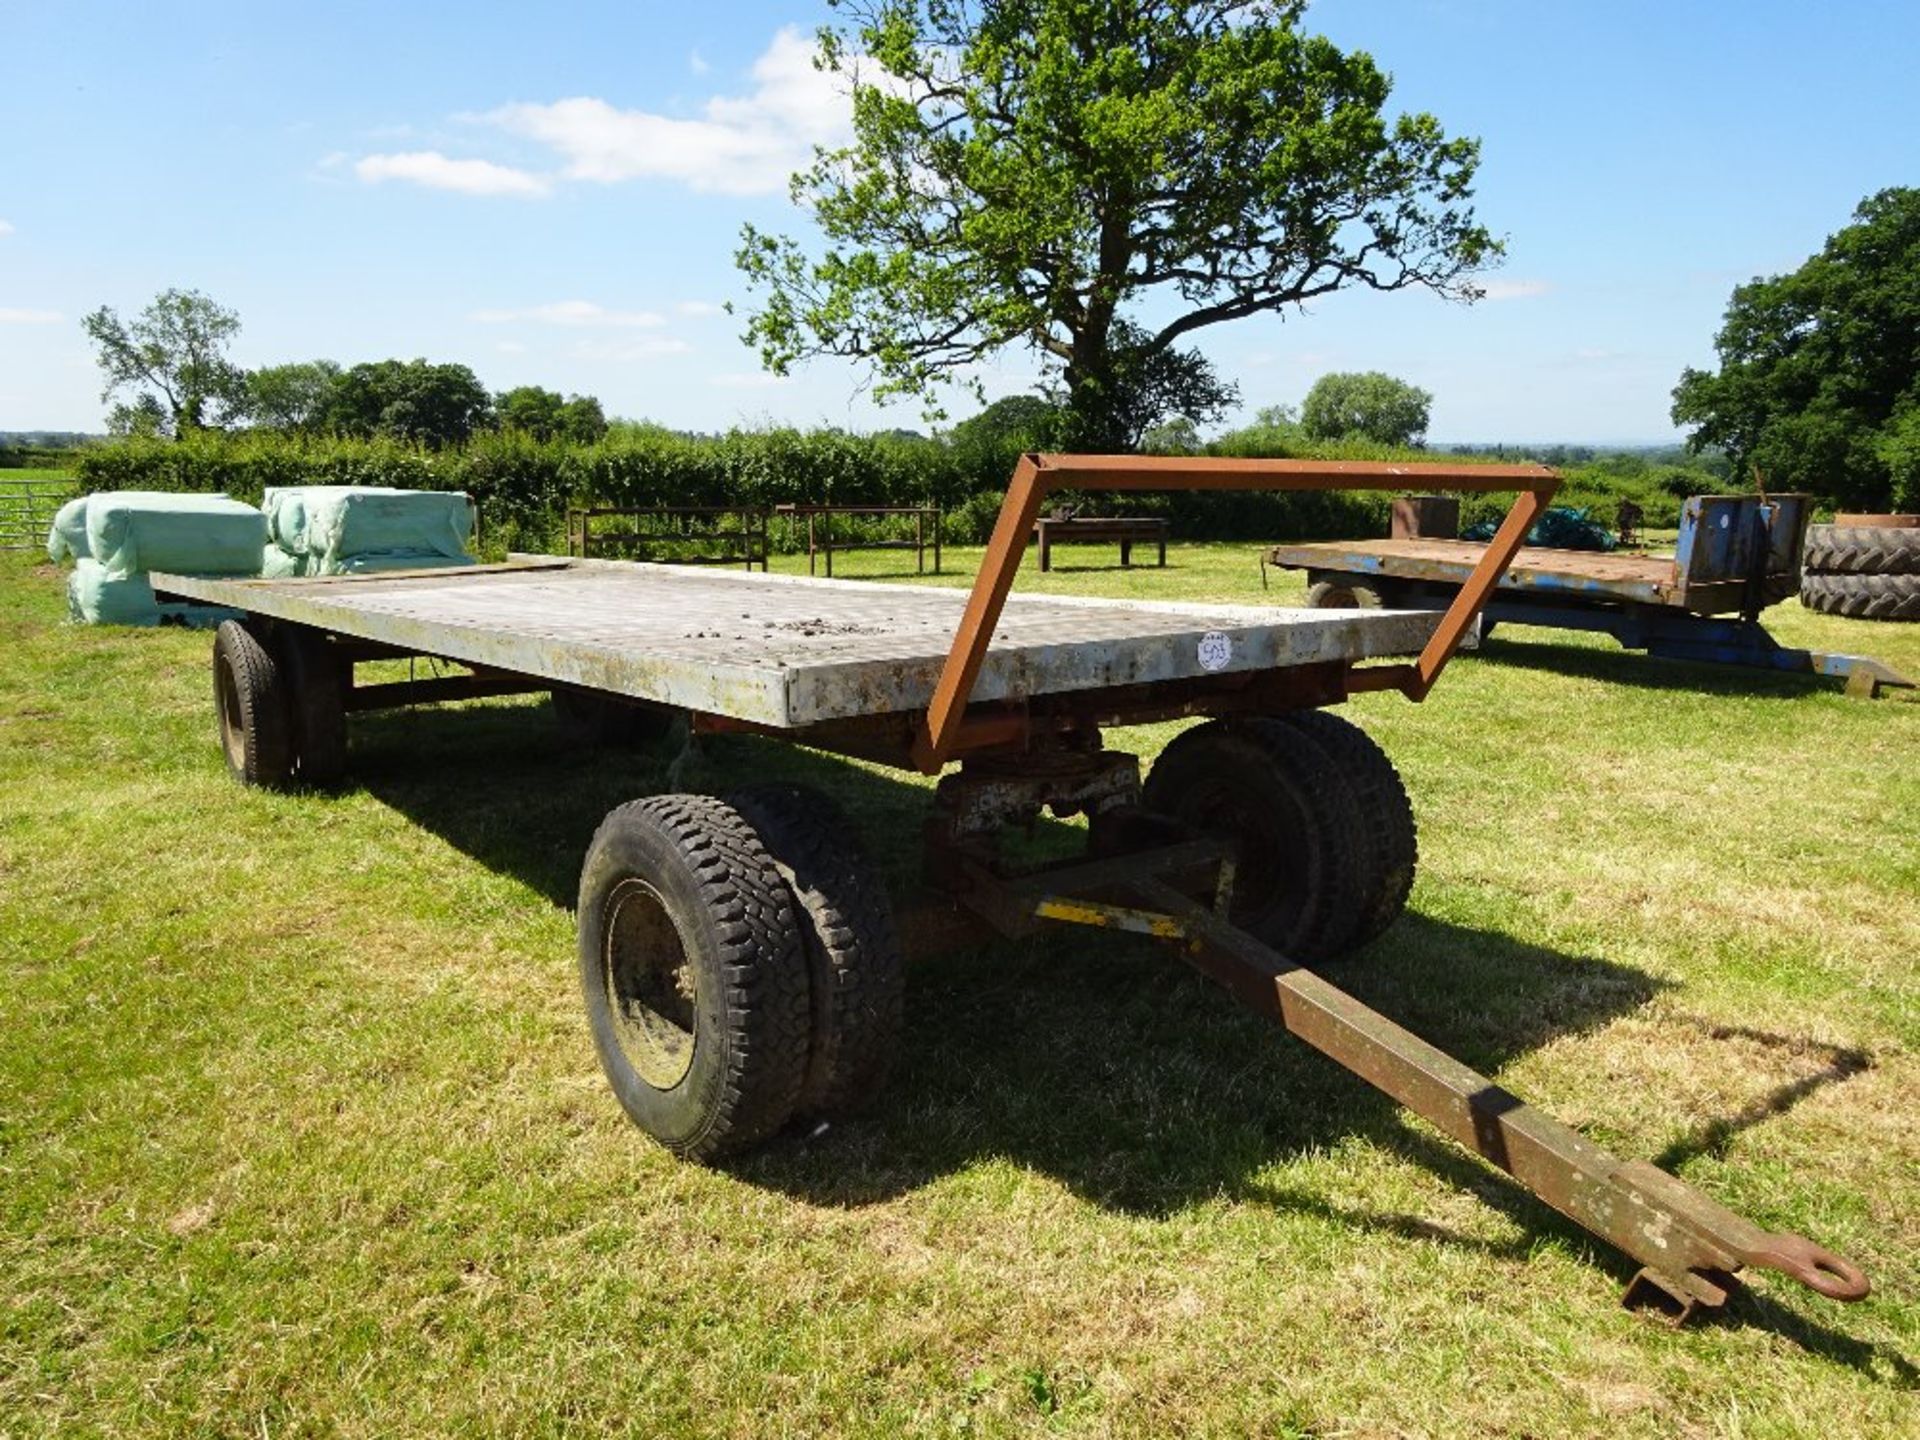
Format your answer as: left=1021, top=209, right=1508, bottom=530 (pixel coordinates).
left=1800, top=513, right=1920, bottom=622
left=260, top=486, right=476, bottom=577
left=47, top=492, right=266, bottom=626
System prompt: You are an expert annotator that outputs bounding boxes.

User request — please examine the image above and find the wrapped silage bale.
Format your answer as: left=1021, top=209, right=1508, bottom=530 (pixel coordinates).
left=66, top=560, right=166, bottom=626
left=63, top=562, right=241, bottom=628
left=46, top=496, right=92, bottom=563
left=83, top=492, right=268, bottom=577
left=262, top=485, right=390, bottom=557
left=262, top=485, right=475, bottom=575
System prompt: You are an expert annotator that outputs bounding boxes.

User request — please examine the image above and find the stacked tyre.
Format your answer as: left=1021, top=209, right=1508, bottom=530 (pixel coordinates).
left=1800, top=515, right=1920, bottom=622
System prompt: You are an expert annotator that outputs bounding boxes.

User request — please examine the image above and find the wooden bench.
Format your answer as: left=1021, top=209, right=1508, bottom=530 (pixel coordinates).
left=1032, top=515, right=1168, bottom=572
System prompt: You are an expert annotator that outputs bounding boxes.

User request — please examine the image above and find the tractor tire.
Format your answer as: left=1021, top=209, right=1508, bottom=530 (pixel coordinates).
left=578, top=795, right=812, bottom=1160
left=552, top=689, right=678, bottom=748
left=727, top=784, right=905, bottom=1117
left=1802, top=525, right=1920, bottom=576
left=278, top=625, right=349, bottom=787
left=212, top=620, right=294, bottom=789
left=1799, top=572, right=1920, bottom=622
left=1306, top=578, right=1386, bottom=610
left=1142, top=718, right=1368, bottom=962
left=1266, top=709, right=1417, bottom=950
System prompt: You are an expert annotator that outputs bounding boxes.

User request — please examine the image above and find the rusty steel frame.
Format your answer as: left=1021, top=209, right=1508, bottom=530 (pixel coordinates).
left=931, top=835, right=1872, bottom=1322
left=913, top=454, right=1558, bottom=770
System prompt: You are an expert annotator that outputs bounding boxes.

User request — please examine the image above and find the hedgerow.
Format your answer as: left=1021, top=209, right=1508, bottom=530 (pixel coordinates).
left=73, top=423, right=1711, bottom=553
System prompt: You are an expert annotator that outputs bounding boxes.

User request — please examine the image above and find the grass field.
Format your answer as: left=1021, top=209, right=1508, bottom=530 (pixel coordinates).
left=2, top=544, right=1916, bottom=1438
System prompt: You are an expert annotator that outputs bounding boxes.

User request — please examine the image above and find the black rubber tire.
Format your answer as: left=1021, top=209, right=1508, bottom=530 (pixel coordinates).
left=1265, top=710, right=1417, bottom=950
left=552, top=689, right=678, bottom=748
left=577, top=795, right=811, bottom=1160
left=1802, top=525, right=1920, bottom=576
left=1306, top=578, right=1385, bottom=609
left=1799, top=572, right=1920, bottom=621
left=1142, top=718, right=1367, bottom=961
left=278, top=626, right=348, bottom=788
left=212, top=620, right=294, bottom=789
left=727, top=784, right=905, bottom=1117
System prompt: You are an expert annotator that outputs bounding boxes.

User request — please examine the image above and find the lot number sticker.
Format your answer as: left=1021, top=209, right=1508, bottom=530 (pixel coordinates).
left=1197, top=630, right=1232, bottom=671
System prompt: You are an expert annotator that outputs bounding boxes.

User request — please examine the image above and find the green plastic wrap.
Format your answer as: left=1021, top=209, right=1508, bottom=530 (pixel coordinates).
left=82, top=492, right=268, bottom=577
left=65, top=560, right=238, bottom=628
left=46, top=497, right=91, bottom=563
left=262, top=486, right=474, bottom=571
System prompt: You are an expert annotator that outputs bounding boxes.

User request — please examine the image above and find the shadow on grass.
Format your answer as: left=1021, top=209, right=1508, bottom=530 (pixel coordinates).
left=1474, top=631, right=1864, bottom=702
left=351, top=700, right=1897, bottom=1373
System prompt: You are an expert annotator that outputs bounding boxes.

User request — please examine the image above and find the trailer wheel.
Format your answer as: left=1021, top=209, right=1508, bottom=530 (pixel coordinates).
left=1799, top=572, right=1920, bottom=621
left=552, top=689, right=677, bottom=748
left=1306, top=578, right=1386, bottom=610
left=212, top=620, right=294, bottom=789
left=1265, top=710, right=1417, bottom=950
left=727, top=784, right=905, bottom=1117
left=578, top=795, right=811, bottom=1159
left=1143, top=719, right=1367, bottom=961
left=278, top=626, right=348, bottom=787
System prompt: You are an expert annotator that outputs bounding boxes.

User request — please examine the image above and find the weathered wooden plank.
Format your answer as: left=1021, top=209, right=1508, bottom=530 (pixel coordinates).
left=151, top=559, right=1438, bottom=727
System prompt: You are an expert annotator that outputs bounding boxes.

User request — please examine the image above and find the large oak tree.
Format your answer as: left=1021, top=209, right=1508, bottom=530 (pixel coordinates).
left=1672, top=187, right=1920, bottom=512
left=737, top=0, right=1498, bottom=449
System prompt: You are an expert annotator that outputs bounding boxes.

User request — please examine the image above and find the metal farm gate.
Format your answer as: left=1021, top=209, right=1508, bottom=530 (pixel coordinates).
left=0, top=478, right=72, bottom=551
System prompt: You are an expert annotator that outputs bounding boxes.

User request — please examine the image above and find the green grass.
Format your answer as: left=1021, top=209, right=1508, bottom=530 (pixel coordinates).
left=2, top=546, right=1916, bottom=1438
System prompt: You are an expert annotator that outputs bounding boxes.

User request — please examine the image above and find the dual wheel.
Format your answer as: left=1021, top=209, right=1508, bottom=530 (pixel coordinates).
left=212, top=620, right=348, bottom=789
left=578, top=785, right=905, bottom=1160
left=212, top=618, right=679, bottom=791
left=1141, top=711, right=1417, bottom=963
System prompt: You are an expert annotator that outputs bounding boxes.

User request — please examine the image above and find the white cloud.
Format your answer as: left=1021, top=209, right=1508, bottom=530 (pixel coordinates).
left=494, top=340, right=529, bottom=354
left=675, top=300, right=725, bottom=317
left=354, top=150, right=549, bottom=197
left=575, top=337, right=693, bottom=361
left=689, top=50, right=711, bottom=75
left=0, top=307, right=61, bottom=324
left=0, top=220, right=15, bottom=237
left=471, top=300, right=667, bottom=328
left=488, top=27, right=852, bottom=196
left=1480, top=278, right=1552, bottom=302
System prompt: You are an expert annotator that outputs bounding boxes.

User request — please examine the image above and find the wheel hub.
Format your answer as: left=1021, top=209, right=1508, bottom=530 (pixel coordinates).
left=602, top=878, right=698, bottom=1089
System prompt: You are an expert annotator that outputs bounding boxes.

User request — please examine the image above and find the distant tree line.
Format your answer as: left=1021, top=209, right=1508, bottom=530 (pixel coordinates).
left=82, top=289, right=607, bottom=450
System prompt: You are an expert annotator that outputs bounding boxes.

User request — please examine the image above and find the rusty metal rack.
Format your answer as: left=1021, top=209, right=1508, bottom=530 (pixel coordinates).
left=567, top=504, right=769, bottom=570
left=775, top=503, right=942, bottom=577
left=151, top=455, right=1872, bottom=1325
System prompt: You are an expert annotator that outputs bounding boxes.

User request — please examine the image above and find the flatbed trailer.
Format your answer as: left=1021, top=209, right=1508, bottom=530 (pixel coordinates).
left=152, top=457, right=1871, bottom=1324
left=1263, top=493, right=1913, bottom=696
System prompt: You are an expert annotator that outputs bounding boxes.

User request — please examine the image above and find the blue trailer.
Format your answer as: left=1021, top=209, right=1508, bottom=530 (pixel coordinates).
left=1263, top=494, right=1913, bottom=696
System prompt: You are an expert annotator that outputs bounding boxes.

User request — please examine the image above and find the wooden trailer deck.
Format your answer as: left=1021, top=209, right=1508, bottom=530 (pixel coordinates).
left=1264, top=536, right=1686, bottom=606
left=152, top=557, right=1441, bottom=729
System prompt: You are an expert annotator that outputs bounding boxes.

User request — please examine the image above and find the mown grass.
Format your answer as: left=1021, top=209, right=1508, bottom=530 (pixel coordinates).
left=1, top=545, right=1916, bottom=1438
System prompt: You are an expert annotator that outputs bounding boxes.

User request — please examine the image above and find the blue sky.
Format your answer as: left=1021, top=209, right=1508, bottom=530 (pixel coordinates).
left=2, top=0, right=1915, bottom=443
